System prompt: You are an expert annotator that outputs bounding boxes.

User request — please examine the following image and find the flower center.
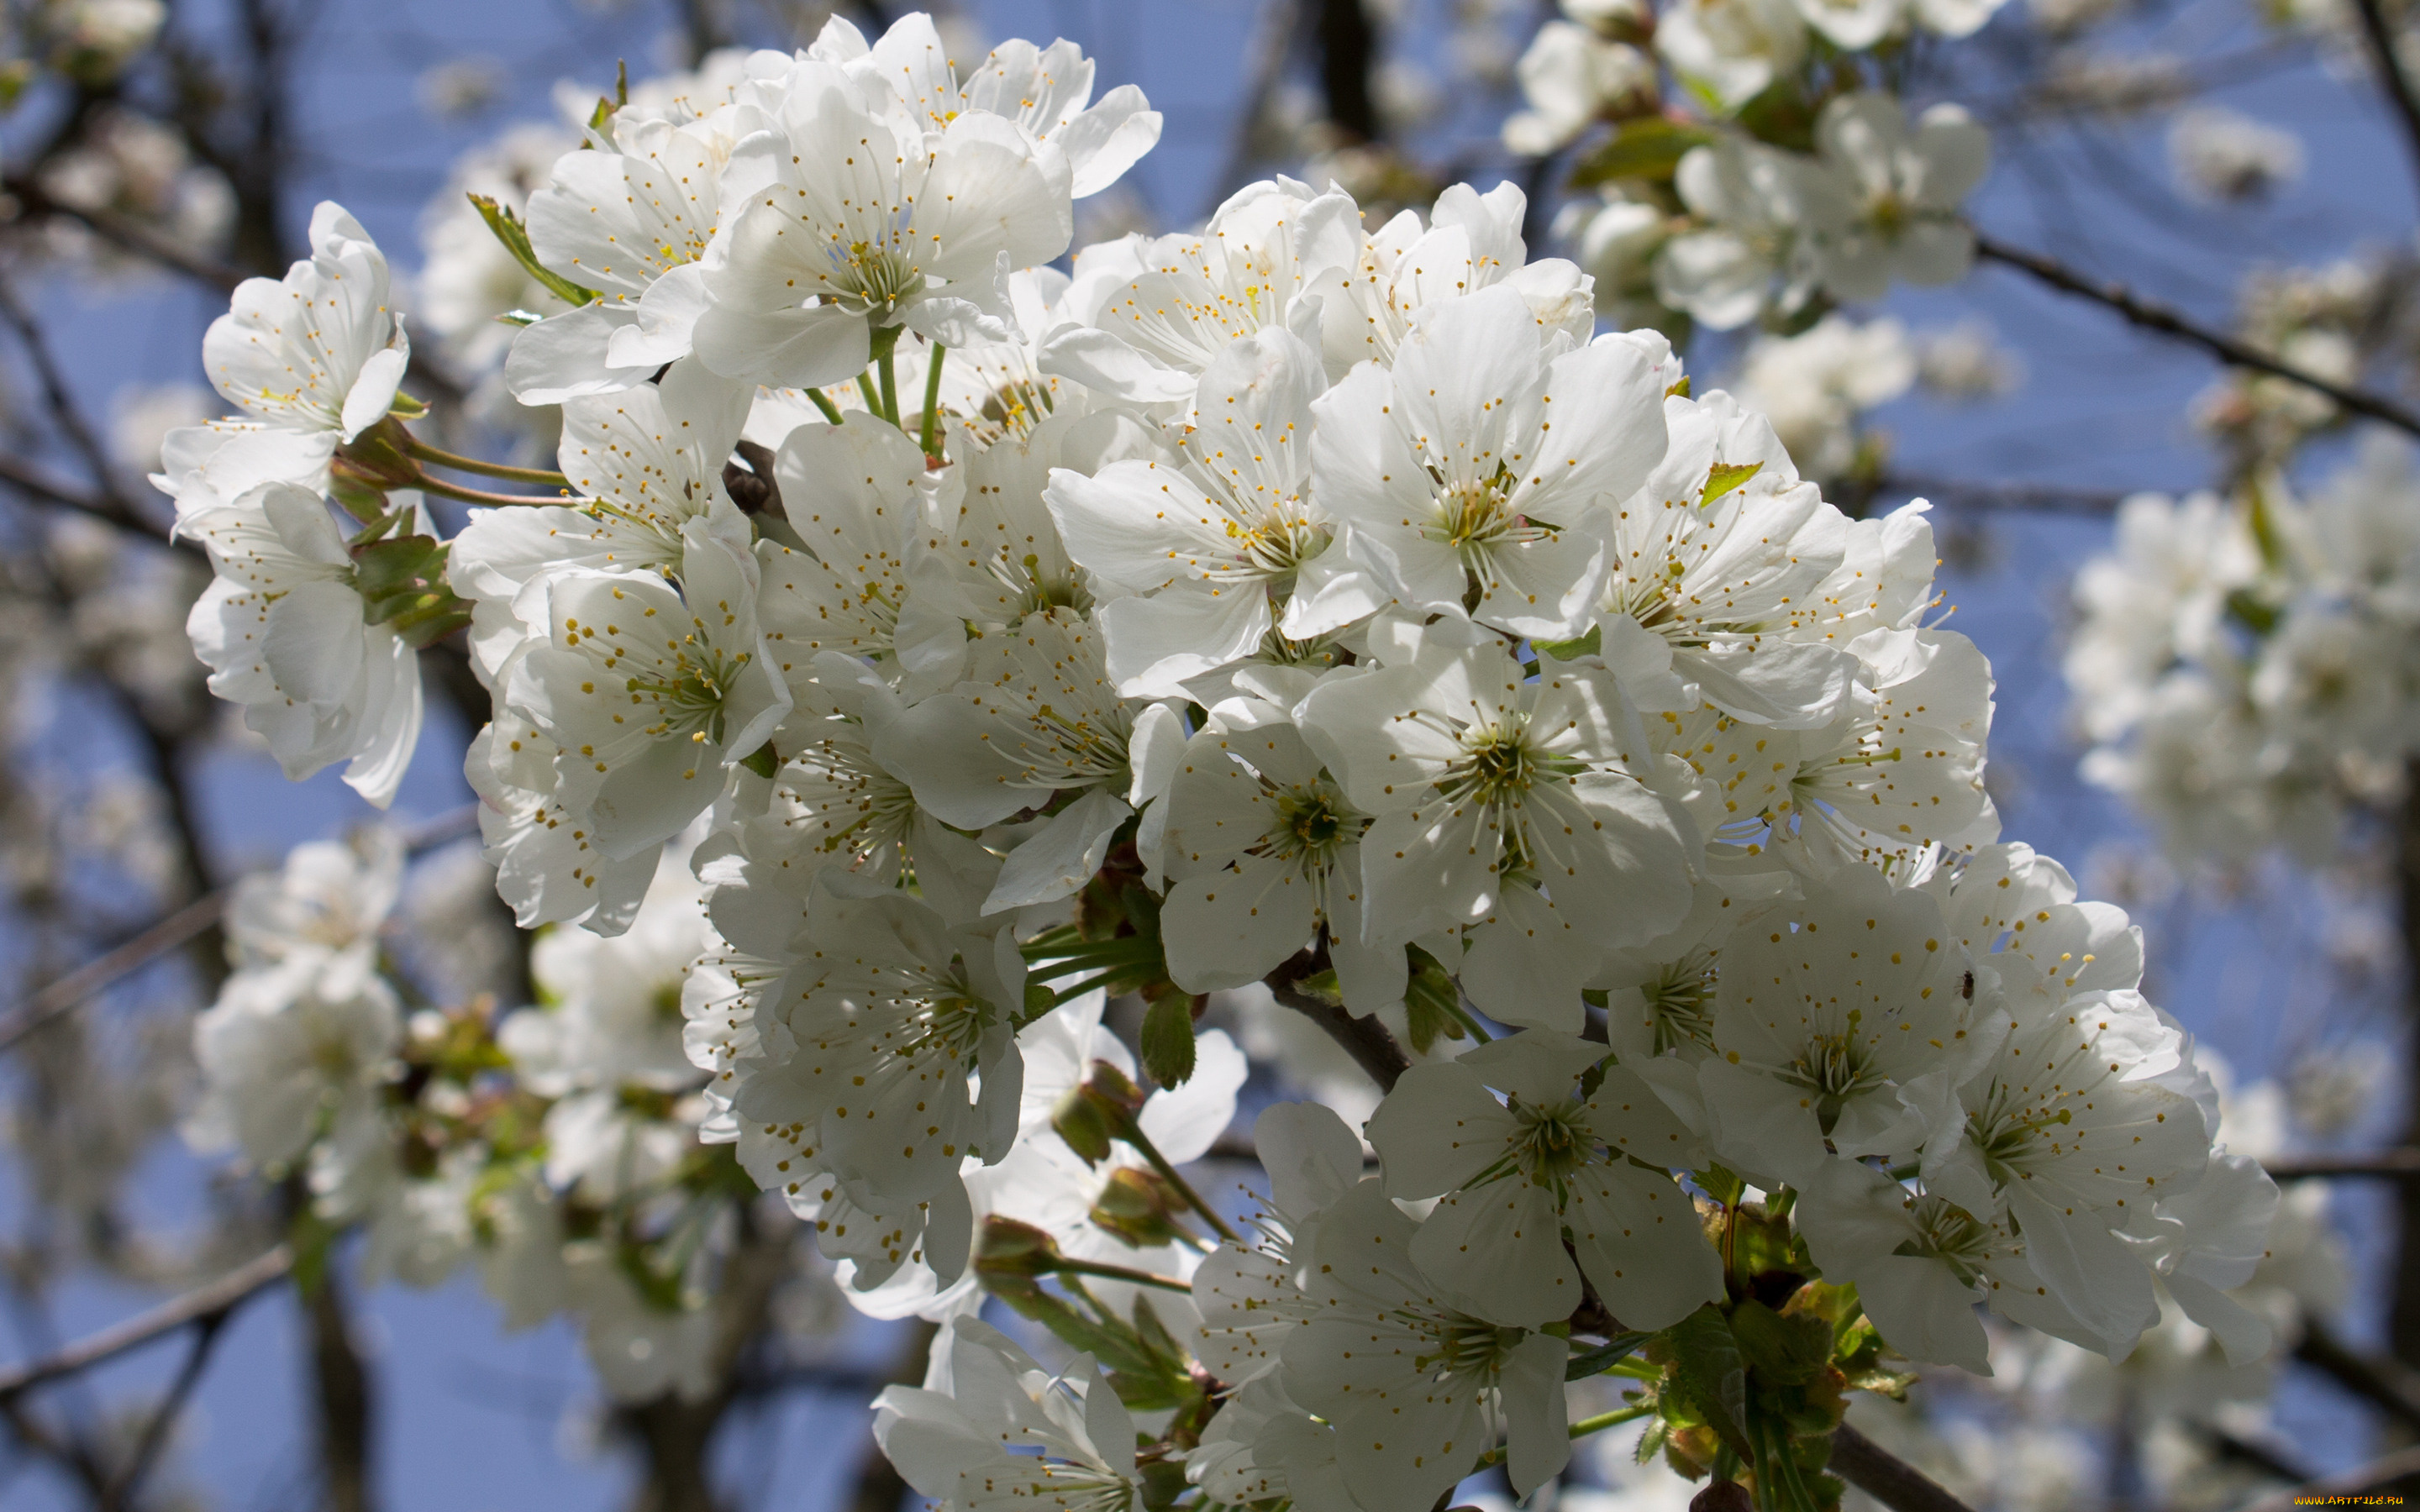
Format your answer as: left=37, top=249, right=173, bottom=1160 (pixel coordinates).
left=1784, top=1021, right=1889, bottom=1131
left=631, top=642, right=753, bottom=746
left=827, top=239, right=923, bottom=315
left=1511, top=1098, right=1596, bottom=1184
left=1423, top=467, right=1555, bottom=573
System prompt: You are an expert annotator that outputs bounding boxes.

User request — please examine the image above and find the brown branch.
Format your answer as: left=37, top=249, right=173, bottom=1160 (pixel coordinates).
left=305, top=1264, right=377, bottom=1512
left=1261, top=944, right=1412, bottom=1095
left=1972, top=233, right=2420, bottom=439
left=2396, top=763, right=2420, bottom=1366
left=2231, top=1443, right=2420, bottom=1512
left=2349, top=0, right=2420, bottom=206
left=0, top=805, right=480, bottom=1055
left=0, top=266, right=138, bottom=507
left=2266, top=1149, right=2420, bottom=1181
left=1312, top=0, right=1382, bottom=143
left=1828, top=1421, right=1979, bottom=1512
left=2294, top=1319, right=2420, bottom=1434
left=1879, top=474, right=2133, bottom=517
left=1, top=176, right=245, bottom=293
left=100, top=1309, right=230, bottom=1510
left=0, top=451, right=174, bottom=543
left=0, top=1246, right=291, bottom=1399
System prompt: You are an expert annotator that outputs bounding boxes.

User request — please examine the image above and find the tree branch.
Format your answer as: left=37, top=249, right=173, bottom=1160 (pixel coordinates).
left=1878, top=474, right=2132, bottom=517
left=1827, top=1422, right=1978, bottom=1512
left=0, top=1246, right=290, bottom=1399
left=0, top=176, right=246, bottom=293
left=2349, top=0, right=2420, bottom=206
left=2265, top=1148, right=2420, bottom=1181
left=2232, top=1443, right=2420, bottom=1512
left=100, top=1309, right=229, bottom=1510
left=1261, top=945, right=1411, bottom=1095
left=0, top=806, right=479, bottom=1056
left=2293, top=1319, right=2420, bottom=1434
left=304, top=1264, right=377, bottom=1512
left=1971, top=233, right=2420, bottom=439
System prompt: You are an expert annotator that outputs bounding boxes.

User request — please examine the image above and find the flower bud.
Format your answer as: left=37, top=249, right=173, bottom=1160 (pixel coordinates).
left=1051, top=1059, right=1147, bottom=1166
left=1089, top=1166, right=1190, bottom=1248
left=973, top=1216, right=1063, bottom=1281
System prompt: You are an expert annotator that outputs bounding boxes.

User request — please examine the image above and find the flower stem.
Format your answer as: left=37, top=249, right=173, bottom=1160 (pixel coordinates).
left=856, top=370, right=882, bottom=418
left=406, top=471, right=569, bottom=509
left=806, top=387, right=844, bottom=425
left=919, top=343, right=946, bottom=459
left=1117, top=1113, right=1242, bottom=1245
left=877, top=348, right=901, bottom=427
left=402, top=436, right=569, bottom=486
left=1444, top=998, right=1494, bottom=1043
left=1050, top=971, right=1127, bottom=1004
left=1474, top=1402, right=1652, bottom=1467
left=1050, top=1257, right=1194, bottom=1293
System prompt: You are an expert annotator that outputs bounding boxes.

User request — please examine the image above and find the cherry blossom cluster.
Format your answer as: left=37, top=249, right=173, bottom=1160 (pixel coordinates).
left=161, top=13, right=2280, bottom=1509
left=185, top=829, right=808, bottom=1402
left=1504, top=0, right=1996, bottom=339
left=2065, top=434, right=2420, bottom=867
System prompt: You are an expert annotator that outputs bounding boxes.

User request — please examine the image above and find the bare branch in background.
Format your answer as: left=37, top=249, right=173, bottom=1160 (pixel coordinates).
left=1972, top=233, right=2420, bottom=438
left=2292, top=1320, right=2420, bottom=1435
left=2233, top=1443, right=2420, bottom=1512
left=1881, top=475, right=2134, bottom=516
left=99, top=1309, right=229, bottom=1511
left=1828, top=1422, right=1980, bottom=1512
left=0, top=176, right=246, bottom=294
left=1210, top=0, right=1301, bottom=213
left=0, top=269, right=144, bottom=523
left=2265, top=1149, right=2420, bottom=1180
left=0, top=806, right=479, bottom=1058
left=306, top=1267, right=378, bottom=1512
left=1312, top=0, right=1381, bottom=142
left=2348, top=0, right=2420, bottom=206
left=0, top=1246, right=291, bottom=1399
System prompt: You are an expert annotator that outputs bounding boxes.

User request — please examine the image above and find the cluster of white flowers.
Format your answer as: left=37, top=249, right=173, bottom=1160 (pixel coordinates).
left=2065, top=433, right=2420, bottom=866
left=1517, top=0, right=1997, bottom=336
left=185, top=827, right=836, bottom=1404
left=166, top=13, right=2280, bottom=1508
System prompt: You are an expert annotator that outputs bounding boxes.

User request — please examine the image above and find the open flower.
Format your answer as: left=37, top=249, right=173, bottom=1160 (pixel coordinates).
left=691, top=60, right=1073, bottom=388
left=1298, top=624, right=1695, bottom=950
left=182, top=481, right=425, bottom=807
left=1366, top=1028, right=1722, bottom=1329
left=1313, top=285, right=1669, bottom=639
left=1276, top=1179, right=1573, bottom=1508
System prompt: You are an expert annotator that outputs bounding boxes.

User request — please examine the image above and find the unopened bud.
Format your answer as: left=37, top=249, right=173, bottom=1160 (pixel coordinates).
left=1089, top=1166, right=1189, bottom=1248
left=973, top=1216, right=1062, bottom=1280
left=1050, top=1059, right=1146, bottom=1166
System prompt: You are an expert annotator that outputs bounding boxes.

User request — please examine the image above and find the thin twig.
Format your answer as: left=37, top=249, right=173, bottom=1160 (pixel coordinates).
left=1828, top=1421, right=1978, bottom=1512
left=0, top=452, right=174, bottom=543
left=2292, top=1320, right=2420, bottom=1434
left=1261, top=944, right=1412, bottom=1095
left=0, top=176, right=246, bottom=293
left=2349, top=0, right=2420, bottom=204
left=0, top=806, right=479, bottom=1055
left=0, top=265, right=146, bottom=521
left=99, top=1310, right=230, bottom=1510
left=0, top=1247, right=291, bottom=1399
left=1879, top=474, right=2133, bottom=517
left=1972, top=232, right=2420, bottom=439
left=2230, top=1443, right=2420, bottom=1512
left=2266, top=1149, right=2420, bottom=1181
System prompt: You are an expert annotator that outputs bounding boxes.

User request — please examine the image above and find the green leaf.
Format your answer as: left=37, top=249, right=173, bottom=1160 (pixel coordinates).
left=738, top=741, right=779, bottom=780
left=1139, top=993, right=1197, bottom=1087
left=1565, top=1331, right=1655, bottom=1380
left=1729, top=1298, right=1830, bottom=1386
left=1401, top=946, right=1465, bottom=1054
left=1568, top=118, right=1716, bottom=189
left=466, top=192, right=598, bottom=308
left=1533, top=623, right=1603, bottom=662
left=1700, top=461, right=1763, bottom=508
left=1650, top=1305, right=1750, bottom=1455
